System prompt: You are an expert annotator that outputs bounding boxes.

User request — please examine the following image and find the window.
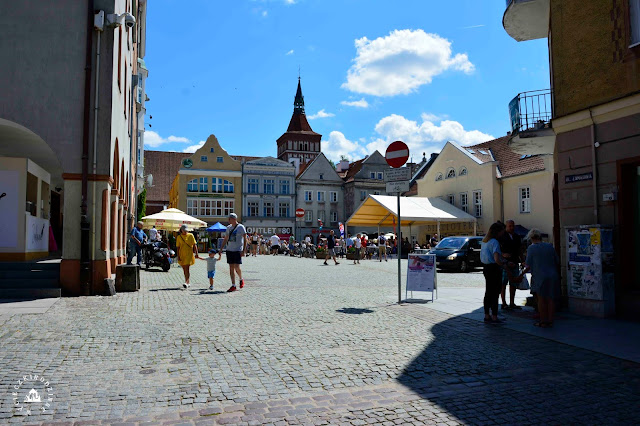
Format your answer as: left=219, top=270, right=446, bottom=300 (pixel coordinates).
left=459, top=167, right=467, bottom=176
left=280, top=180, right=290, bottom=194
left=200, top=199, right=213, bottom=216
left=187, top=178, right=198, bottom=192
left=201, top=156, right=208, bottom=162
left=373, top=191, right=381, bottom=195
left=198, top=177, right=208, bottom=192
left=210, top=178, right=222, bottom=193
left=187, top=199, right=198, bottom=216
left=330, top=191, right=338, bottom=203
left=317, top=210, right=325, bottom=223
left=117, top=27, right=122, bottom=90
left=223, top=200, right=234, bottom=217
left=263, top=179, right=275, bottom=194
left=264, top=201, right=274, bottom=217
left=305, top=210, right=313, bottom=222
left=248, top=178, right=259, bottom=194
left=473, top=190, right=482, bottom=218
left=319, top=173, right=324, bottom=180
left=217, top=156, right=223, bottom=163
left=330, top=211, right=338, bottom=223
left=460, top=192, right=468, bottom=213
left=317, top=191, right=326, bottom=202
left=248, top=200, right=259, bottom=217
left=223, top=180, right=234, bottom=193
left=210, top=147, right=214, bottom=153
left=631, top=0, right=640, bottom=46
left=360, top=190, right=367, bottom=201
left=212, top=200, right=223, bottom=217
left=377, top=172, right=383, bottom=180
left=447, top=194, right=455, bottom=205
left=446, top=168, right=456, bottom=179
left=478, top=149, right=488, bottom=155
left=304, top=190, right=312, bottom=202
left=519, top=186, right=531, bottom=213
left=435, top=173, right=443, bottom=181
left=279, top=202, right=290, bottom=218
left=370, top=172, right=376, bottom=179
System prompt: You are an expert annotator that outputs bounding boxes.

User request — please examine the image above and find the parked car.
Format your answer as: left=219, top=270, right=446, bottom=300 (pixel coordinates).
left=429, top=236, right=482, bottom=272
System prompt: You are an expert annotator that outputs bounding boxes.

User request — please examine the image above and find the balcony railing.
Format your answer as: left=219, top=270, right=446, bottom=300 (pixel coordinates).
left=508, top=89, right=553, bottom=136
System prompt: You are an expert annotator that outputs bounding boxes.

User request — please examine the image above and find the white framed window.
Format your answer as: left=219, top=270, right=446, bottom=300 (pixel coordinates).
left=279, top=202, right=290, bottom=218
left=519, top=186, right=531, bottom=213
left=631, top=0, right=640, bottom=46
left=248, top=178, right=259, bottom=194
left=212, top=177, right=223, bottom=193
left=446, top=168, right=456, bottom=179
left=199, top=177, right=208, bottom=192
left=263, top=179, right=275, bottom=194
left=305, top=210, right=313, bottom=222
left=460, top=192, right=468, bottom=213
left=280, top=180, right=290, bottom=194
left=317, top=191, right=325, bottom=202
left=360, top=190, right=367, bottom=201
left=213, top=200, right=223, bottom=217
left=377, top=172, right=383, bottom=180
left=330, top=211, right=338, bottom=223
left=187, top=198, right=198, bottom=215
left=247, top=200, right=259, bottom=217
left=330, top=191, right=338, bottom=203
left=459, top=167, right=468, bottom=176
left=223, top=200, right=234, bottom=217
left=263, top=201, right=274, bottom=217
left=473, top=190, right=482, bottom=218
left=304, top=190, right=312, bottom=202
left=223, top=180, right=234, bottom=193
left=199, top=199, right=213, bottom=216
left=187, top=178, right=198, bottom=192
left=317, top=210, right=325, bottom=223
left=217, top=156, right=224, bottom=163
left=447, top=194, right=455, bottom=205
left=435, top=173, right=443, bottom=181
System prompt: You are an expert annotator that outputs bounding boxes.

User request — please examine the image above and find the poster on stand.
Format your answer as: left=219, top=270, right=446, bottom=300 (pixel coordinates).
left=406, top=254, right=436, bottom=298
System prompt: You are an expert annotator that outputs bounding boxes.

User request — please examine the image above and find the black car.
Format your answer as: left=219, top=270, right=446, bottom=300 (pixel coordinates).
left=430, top=236, right=483, bottom=272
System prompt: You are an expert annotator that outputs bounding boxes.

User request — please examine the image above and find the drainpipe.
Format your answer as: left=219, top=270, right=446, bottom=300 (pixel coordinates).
left=589, top=109, right=599, bottom=224
left=90, top=24, right=101, bottom=295
left=80, top=0, right=95, bottom=296
left=499, top=179, right=504, bottom=223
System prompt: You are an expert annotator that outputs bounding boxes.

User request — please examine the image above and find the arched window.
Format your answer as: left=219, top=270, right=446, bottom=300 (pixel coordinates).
left=187, top=178, right=198, bottom=192
left=446, top=168, right=456, bottom=179
left=435, top=173, right=443, bottom=182
left=223, top=180, right=234, bottom=193
left=459, top=167, right=468, bottom=176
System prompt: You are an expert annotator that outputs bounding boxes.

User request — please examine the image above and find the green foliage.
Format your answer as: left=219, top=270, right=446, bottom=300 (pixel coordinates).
left=137, top=188, right=146, bottom=222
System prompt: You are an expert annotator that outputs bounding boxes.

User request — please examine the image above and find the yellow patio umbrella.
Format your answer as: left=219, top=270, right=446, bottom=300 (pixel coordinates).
left=141, top=208, right=207, bottom=231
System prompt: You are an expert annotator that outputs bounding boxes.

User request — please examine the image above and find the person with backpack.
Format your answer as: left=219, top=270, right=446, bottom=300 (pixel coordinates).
left=378, top=234, right=388, bottom=262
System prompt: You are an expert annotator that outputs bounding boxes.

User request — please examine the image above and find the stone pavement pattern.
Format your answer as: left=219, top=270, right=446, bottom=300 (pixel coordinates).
left=0, top=256, right=638, bottom=425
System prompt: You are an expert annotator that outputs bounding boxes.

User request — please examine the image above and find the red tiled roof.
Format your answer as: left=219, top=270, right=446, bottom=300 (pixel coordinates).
left=466, top=136, right=546, bottom=178
left=286, top=112, right=320, bottom=134
left=341, top=158, right=365, bottom=183
left=144, top=150, right=190, bottom=202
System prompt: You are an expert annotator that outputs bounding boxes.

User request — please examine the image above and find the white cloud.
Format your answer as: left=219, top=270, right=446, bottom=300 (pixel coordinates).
left=262, top=10, right=268, bottom=17
left=144, top=131, right=191, bottom=148
left=284, top=0, right=296, bottom=4
left=340, top=98, right=369, bottom=108
left=183, top=141, right=206, bottom=153
left=342, top=29, right=475, bottom=97
left=307, top=109, right=335, bottom=120
left=322, top=131, right=368, bottom=162
left=286, top=49, right=294, bottom=55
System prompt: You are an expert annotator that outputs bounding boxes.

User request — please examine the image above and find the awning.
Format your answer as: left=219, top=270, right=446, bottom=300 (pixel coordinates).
left=346, top=195, right=477, bottom=227
left=141, top=208, right=207, bottom=231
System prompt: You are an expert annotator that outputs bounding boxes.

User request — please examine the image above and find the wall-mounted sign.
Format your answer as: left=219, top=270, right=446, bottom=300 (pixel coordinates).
left=565, top=172, right=593, bottom=184
left=182, top=158, right=193, bottom=169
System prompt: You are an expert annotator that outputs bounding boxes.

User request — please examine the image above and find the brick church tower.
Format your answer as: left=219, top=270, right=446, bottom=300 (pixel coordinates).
left=276, top=78, right=322, bottom=174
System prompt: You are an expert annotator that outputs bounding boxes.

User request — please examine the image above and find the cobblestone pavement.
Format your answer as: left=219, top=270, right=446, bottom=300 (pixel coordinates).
left=1, top=255, right=639, bottom=425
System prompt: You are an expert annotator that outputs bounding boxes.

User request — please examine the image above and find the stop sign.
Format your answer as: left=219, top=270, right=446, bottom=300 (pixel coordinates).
left=385, top=141, right=409, bottom=168
left=295, top=208, right=305, bottom=218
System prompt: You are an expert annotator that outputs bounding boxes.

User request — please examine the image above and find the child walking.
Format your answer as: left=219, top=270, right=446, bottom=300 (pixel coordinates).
left=203, top=249, right=222, bottom=290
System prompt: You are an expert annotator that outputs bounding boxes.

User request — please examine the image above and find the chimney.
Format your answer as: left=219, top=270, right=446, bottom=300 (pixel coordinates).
left=337, top=159, right=350, bottom=172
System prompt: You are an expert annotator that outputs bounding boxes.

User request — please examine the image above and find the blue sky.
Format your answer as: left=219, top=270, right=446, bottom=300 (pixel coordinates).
left=144, top=0, right=549, bottom=162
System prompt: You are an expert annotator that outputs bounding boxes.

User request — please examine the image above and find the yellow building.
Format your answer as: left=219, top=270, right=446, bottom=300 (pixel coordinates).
left=417, top=136, right=554, bottom=240
left=169, top=135, right=242, bottom=225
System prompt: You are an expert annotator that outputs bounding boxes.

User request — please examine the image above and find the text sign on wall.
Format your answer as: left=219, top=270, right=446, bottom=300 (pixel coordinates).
left=565, top=172, right=593, bottom=184
left=384, top=167, right=411, bottom=182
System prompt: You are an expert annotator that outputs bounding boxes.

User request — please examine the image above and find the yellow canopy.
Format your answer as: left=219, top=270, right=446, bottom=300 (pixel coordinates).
left=141, top=208, right=208, bottom=231
left=346, top=195, right=477, bottom=227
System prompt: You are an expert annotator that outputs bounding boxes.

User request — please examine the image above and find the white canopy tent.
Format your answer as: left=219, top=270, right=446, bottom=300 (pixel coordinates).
left=346, top=195, right=477, bottom=238
left=141, top=208, right=207, bottom=231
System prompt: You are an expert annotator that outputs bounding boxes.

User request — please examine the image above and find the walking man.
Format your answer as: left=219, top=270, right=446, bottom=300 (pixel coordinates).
left=378, top=234, right=388, bottom=262
left=500, top=220, right=523, bottom=310
left=354, top=233, right=362, bottom=264
left=220, top=213, right=247, bottom=292
left=270, top=233, right=280, bottom=255
left=323, top=230, right=340, bottom=266
left=127, top=221, right=145, bottom=265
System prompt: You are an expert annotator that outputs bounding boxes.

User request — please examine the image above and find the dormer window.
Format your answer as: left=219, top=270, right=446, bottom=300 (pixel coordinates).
left=459, top=167, right=467, bottom=176
left=446, top=168, right=456, bottom=179
left=435, top=173, right=443, bottom=181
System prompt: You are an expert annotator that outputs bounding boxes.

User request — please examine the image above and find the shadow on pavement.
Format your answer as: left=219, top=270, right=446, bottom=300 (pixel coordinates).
left=395, top=313, right=640, bottom=424
left=148, top=288, right=182, bottom=292
left=336, top=308, right=374, bottom=315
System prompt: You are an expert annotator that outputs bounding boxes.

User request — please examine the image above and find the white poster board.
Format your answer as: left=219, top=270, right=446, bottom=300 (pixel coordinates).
left=0, top=171, right=20, bottom=248
left=26, top=215, right=49, bottom=252
left=406, top=254, right=437, bottom=301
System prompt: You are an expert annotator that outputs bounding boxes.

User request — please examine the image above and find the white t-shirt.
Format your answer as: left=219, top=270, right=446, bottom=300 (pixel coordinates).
left=355, top=238, right=362, bottom=249
left=378, top=236, right=386, bottom=248
left=305, top=236, right=311, bottom=244
left=149, top=228, right=157, bottom=241
left=270, top=235, right=280, bottom=246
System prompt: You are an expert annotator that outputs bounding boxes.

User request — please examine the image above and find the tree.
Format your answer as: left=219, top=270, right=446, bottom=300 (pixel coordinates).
left=340, top=155, right=350, bottom=162
left=137, top=188, right=146, bottom=222
left=328, top=159, right=336, bottom=170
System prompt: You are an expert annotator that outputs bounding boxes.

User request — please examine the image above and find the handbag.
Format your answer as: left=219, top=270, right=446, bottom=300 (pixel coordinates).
left=517, top=270, right=530, bottom=291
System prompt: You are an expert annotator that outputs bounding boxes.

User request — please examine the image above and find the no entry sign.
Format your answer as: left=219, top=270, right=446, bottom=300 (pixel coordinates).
left=295, top=208, right=305, bottom=218
left=385, top=141, right=409, bottom=168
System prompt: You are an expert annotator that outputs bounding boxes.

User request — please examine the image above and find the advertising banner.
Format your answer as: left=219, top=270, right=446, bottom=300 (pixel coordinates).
left=407, top=254, right=436, bottom=296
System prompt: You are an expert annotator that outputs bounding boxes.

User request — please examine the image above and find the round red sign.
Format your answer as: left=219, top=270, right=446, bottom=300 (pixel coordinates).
left=295, top=208, right=305, bottom=218
left=385, top=141, right=409, bottom=168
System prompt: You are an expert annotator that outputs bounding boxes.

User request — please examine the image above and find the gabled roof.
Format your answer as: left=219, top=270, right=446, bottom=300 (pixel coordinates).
left=341, top=150, right=386, bottom=183
left=144, top=150, right=190, bottom=202
left=466, top=135, right=546, bottom=178
left=245, top=156, right=294, bottom=167
left=296, top=152, right=342, bottom=181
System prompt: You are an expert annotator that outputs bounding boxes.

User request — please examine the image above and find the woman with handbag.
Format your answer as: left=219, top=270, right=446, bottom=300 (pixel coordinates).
left=176, top=225, right=200, bottom=289
left=522, top=229, right=560, bottom=328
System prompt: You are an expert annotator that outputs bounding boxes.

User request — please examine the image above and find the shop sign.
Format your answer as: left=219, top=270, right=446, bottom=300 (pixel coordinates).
left=565, top=172, right=593, bottom=184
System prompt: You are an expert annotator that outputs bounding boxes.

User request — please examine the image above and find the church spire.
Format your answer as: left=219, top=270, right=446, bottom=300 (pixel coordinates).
left=294, top=77, right=305, bottom=114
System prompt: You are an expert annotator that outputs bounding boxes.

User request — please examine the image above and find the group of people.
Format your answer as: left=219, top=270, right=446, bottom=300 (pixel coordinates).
left=481, top=220, right=560, bottom=327
left=247, top=232, right=290, bottom=257
left=126, top=223, right=163, bottom=266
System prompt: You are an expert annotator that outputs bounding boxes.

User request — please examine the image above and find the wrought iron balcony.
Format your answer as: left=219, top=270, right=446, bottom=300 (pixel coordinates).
left=508, top=89, right=555, bottom=155
left=503, top=0, right=550, bottom=42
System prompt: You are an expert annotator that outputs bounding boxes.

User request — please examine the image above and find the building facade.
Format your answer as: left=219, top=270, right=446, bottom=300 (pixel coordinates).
left=295, top=153, right=345, bottom=241
left=0, top=0, right=148, bottom=296
left=341, top=151, right=391, bottom=225
left=417, top=137, right=554, bottom=240
left=169, top=135, right=242, bottom=225
left=503, top=0, right=640, bottom=318
left=276, top=78, right=322, bottom=174
left=243, top=157, right=296, bottom=240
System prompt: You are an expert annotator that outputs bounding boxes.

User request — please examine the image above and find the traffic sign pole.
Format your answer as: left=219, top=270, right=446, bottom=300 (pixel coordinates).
left=397, top=193, right=401, bottom=304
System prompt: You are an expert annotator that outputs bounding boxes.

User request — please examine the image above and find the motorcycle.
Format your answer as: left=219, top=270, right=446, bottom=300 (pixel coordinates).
left=142, top=241, right=173, bottom=272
